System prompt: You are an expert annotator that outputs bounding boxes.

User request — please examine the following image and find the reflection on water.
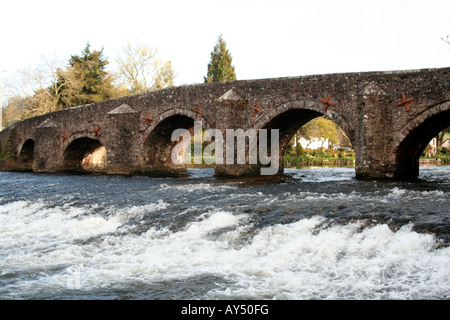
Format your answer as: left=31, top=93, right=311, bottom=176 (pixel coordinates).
left=0, top=166, right=448, bottom=299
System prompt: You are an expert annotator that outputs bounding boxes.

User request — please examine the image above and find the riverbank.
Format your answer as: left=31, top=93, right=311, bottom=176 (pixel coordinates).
left=419, top=157, right=450, bottom=166
left=283, top=155, right=355, bottom=168
left=187, top=156, right=450, bottom=169
left=284, top=156, right=450, bottom=168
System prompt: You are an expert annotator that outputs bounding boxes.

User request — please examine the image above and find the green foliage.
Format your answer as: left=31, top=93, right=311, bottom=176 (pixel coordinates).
left=0, top=130, right=11, bottom=159
left=4, top=41, right=177, bottom=125
left=297, top=117, right=340, bottom=145
left=56, top=43, right=115, bottom=108
left=204, top=35, right=237, bottom=83
left=295, top=142, right=305, bottom=156
left=436, top=126, right=450, bottom=150
left=283, top=147, right=355, bottom=168
left=284, top=116, right=355, bottom=168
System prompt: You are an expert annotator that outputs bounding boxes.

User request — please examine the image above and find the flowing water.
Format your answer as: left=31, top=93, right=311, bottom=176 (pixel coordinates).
left=0, top=166, right=448, bottom=300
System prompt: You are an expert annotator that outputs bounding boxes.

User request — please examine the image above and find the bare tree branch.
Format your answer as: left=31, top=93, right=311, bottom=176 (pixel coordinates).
left=115, top=41, right=175, bottom=94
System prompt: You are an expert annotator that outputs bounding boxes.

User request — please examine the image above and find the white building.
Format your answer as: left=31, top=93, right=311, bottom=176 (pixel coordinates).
left=442, top=139, right=450, bottom=149
left=293, top=136, right=329, bottom=150
left=427, top=138, right=437, bottom=156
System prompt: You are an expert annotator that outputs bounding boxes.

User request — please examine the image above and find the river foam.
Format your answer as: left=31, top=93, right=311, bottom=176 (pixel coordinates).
left=1, top=199, right=448, bottom=299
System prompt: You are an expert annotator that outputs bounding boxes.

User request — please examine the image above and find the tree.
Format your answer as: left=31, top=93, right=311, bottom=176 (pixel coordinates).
left=4, top=55, right=66, bottom=122
left=298, top=117, right=338, bottom=144
left=115, top=41, right=175, bottom=94
left=436, top=126, right=450, bottom=151
left=3, top=96, right=27, bottom=126
left=296, top=116, right=351, bottom=148
left=56, top=43, right=115, bottom=107
left=204, top=35, right=237, bottom=83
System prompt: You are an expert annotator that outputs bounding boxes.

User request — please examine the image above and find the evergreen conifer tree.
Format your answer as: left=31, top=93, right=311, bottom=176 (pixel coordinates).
left=204, top=35, right=237, bottom=83
left=56, top=43, right=115, bottom=107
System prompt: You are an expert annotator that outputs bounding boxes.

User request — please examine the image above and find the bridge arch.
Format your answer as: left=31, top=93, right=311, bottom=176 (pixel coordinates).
left=17, top=138, right=35, bottom=171
left=62, top=135, right=106, bottom=173
left=255, top=100, right=354, bottom=142
left=141, top=108, right=213, bottom=144
left=62, top=131, right=105, bottom=148
left=254, top=100, right=355, bottom=172
left=394, top=100, right=450, bottom=179
left=140, top=109, right=210, bottom=176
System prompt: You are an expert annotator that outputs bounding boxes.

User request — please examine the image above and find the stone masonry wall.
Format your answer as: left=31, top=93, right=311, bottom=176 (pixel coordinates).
left=0, top=67, right=448, bottom=179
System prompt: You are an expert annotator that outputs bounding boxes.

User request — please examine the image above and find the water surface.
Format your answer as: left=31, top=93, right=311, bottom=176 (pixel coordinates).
left=0, top=166, right=448, bottom=299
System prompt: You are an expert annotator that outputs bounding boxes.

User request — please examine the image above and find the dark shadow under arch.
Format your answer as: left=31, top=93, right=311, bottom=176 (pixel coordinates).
left=141, top=114, right=195, bottom=176
left=17, top=139, right=35, bottom=171
left=395, top=109, right=450, bottom=179
left=263, top=109, right=324, bottom=157
left=63, top=137, right=106, bottom=173
left=261, top=108, right=354, bottom=174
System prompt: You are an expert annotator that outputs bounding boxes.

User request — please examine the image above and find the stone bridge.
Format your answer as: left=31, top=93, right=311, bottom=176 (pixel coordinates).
left=0, top=67, right=449, bottom=179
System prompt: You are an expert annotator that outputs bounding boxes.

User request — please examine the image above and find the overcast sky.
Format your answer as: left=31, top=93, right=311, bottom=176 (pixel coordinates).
left=1, top=0, right=449, bottom=95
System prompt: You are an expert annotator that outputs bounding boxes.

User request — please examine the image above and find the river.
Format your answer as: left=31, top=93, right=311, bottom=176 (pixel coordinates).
left=0, top=166, right=448, bottom=300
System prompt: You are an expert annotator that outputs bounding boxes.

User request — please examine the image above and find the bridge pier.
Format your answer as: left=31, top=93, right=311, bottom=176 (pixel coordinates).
left=215, top=163, right=262, bottom=177
left=104, top=104, right=141, bottom=175
left=33, top=119, right=63, bottom=173
left=212, top=129, right=281, bottom=178
left=352, top=82, right=399, bottom=180
left=211, top=89, right=269, bottom=177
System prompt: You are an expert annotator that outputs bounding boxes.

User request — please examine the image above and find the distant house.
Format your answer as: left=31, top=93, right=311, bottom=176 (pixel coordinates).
left=293, top=136, right=329, bottom=150
left=442, top=139, right=450, bottom=149
left=427, top=138, right=437, bottom=156
left=426, top=137, right=450, bottom=156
